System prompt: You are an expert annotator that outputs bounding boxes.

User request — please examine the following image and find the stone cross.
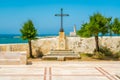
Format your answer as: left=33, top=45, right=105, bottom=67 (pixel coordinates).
left=55, top=8, right=69, bottom=32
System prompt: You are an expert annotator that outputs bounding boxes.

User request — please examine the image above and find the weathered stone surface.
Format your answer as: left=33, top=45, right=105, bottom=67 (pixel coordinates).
left=0, top=52, right=27, bottom=65
left=32, top=36, right=120, bottom=54
left=42, top=49, right=80, bottom=60
left=58, top=32, right=66, bottom=50
left=0, top=61, right=120, bottom=80
left=0, top=37, right=120, bottom=56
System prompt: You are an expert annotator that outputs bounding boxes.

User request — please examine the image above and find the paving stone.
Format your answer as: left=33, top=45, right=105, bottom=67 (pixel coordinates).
left=51, top=76, right=109, bottom=80
left=0, top=61, right=120, bottom=80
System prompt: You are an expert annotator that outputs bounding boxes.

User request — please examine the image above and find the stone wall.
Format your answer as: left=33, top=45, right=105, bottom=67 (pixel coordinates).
left=0, top=44, right=28, bottom=51
left=0, top=37, right=120, bottom=56
left=32, top=36, right=120, bottom=55
left=66, top=37, right=120, bottom=53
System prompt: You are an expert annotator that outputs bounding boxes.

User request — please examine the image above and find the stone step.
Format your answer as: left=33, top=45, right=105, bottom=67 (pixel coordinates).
left=50, top=50, right=74, bottom=54
left=46, top=53, right=79, bottom=56
left=43, top=49, right=80, bottom=61
left=43, top=53, right=80, bottom=61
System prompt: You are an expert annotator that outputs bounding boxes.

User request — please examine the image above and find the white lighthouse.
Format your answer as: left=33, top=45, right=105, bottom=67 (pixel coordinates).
left=70, top=24, right=77, bottom=37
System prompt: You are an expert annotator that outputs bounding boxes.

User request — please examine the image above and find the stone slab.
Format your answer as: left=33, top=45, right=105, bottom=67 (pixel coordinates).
left=43, top=49, right=80, bottom=60
left=0, top=61, right=120, bottom=80
left=0, top=52, right=27, bottom=65
left=57, top=56, right=65, bottom=61
left=51, top=76, right=109, bottom=80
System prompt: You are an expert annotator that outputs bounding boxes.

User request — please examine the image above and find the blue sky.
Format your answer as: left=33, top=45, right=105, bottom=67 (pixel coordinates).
left=0, top=0, right=120, bottom=34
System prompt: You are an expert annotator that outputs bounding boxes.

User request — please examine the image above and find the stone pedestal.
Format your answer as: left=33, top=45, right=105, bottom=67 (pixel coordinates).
left=42, top=29, right=80, bottom=61
left=58, top=32, right=66, bottom=50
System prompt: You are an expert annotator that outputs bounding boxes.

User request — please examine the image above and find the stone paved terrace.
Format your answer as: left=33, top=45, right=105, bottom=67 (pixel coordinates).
left=0, top=61, right=120, bottom=80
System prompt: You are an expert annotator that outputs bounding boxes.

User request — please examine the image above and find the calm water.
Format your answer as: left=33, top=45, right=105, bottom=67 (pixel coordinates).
left=0, top=34, right=119, bottom=44
left=0, top=34, right=58, bottom=44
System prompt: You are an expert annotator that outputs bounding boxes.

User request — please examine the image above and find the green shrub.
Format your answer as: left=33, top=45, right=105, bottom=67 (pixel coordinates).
left=93, top=52, right=105, bottom=59
left=99, top=46, right=113, bottom=56
left=80, top=53, right=93, bottom=57
left=114, top=52, right=120, bottom=59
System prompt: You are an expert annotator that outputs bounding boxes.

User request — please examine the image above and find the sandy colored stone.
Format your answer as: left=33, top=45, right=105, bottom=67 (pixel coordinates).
left=0, top=37, right=120, bottom=56
left=0, top=52, right=27, bottom=65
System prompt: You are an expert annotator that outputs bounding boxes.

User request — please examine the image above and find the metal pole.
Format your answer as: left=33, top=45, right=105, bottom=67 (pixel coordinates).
left=61, top=8, right=63, bottom=32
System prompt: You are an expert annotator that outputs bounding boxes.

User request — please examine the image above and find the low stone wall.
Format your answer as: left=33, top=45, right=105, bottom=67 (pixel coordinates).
left=0, top=44, right=29, bottom=56
left=0, top=37, right=120, bottom=56
left=0, top=51, right=27, bottom=65
left=0, top=44, right=28, bottom=51
left=69, top=37, right=120, bottom=53
left=32, top=37, right=120, bottom=54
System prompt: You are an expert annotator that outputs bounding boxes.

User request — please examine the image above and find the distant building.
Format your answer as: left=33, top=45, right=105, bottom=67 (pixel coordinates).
left=70, top=25, right=77, bottom=37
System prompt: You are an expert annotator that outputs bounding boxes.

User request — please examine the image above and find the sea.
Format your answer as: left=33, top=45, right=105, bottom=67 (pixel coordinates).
left=0, top=34, right=119, bottom=44
left=0, top=34, right=58, bottom=44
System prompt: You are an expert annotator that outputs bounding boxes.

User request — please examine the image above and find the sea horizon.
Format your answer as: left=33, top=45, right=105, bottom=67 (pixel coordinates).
left=0, top=34, right=59, bottom=44
left=0, top=34, right=120, bottom=44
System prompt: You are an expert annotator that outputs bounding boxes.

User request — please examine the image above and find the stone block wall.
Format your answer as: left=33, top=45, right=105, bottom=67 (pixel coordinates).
left=0, top=44, right=28, bottom=51
left=32, top=37, right=120, bottom=54
left=0, top=37, right=120, bottom=56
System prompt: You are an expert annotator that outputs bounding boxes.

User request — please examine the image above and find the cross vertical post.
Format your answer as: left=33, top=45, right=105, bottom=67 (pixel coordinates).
left=55, top=8, right=69, bottom=32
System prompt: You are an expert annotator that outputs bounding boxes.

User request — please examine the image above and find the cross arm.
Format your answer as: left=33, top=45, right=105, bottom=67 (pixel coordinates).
left=55, top=14, right=69, bottom=16
left=55, top=14, right=61, bottom=16
left=62, top=14, right=69, bottom=16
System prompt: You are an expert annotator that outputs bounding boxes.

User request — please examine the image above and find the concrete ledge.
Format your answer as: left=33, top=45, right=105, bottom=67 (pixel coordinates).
left=57, top=56, right=65, bottom=61
left=42, top=53, right=80, bottom=61
left=0, top=51, right=27, bottom=65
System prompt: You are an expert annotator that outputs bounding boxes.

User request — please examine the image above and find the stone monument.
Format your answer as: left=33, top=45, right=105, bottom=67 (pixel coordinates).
left=55, top=8, right=69, bottom=50
left=42, top=8, right=80, bottom=60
